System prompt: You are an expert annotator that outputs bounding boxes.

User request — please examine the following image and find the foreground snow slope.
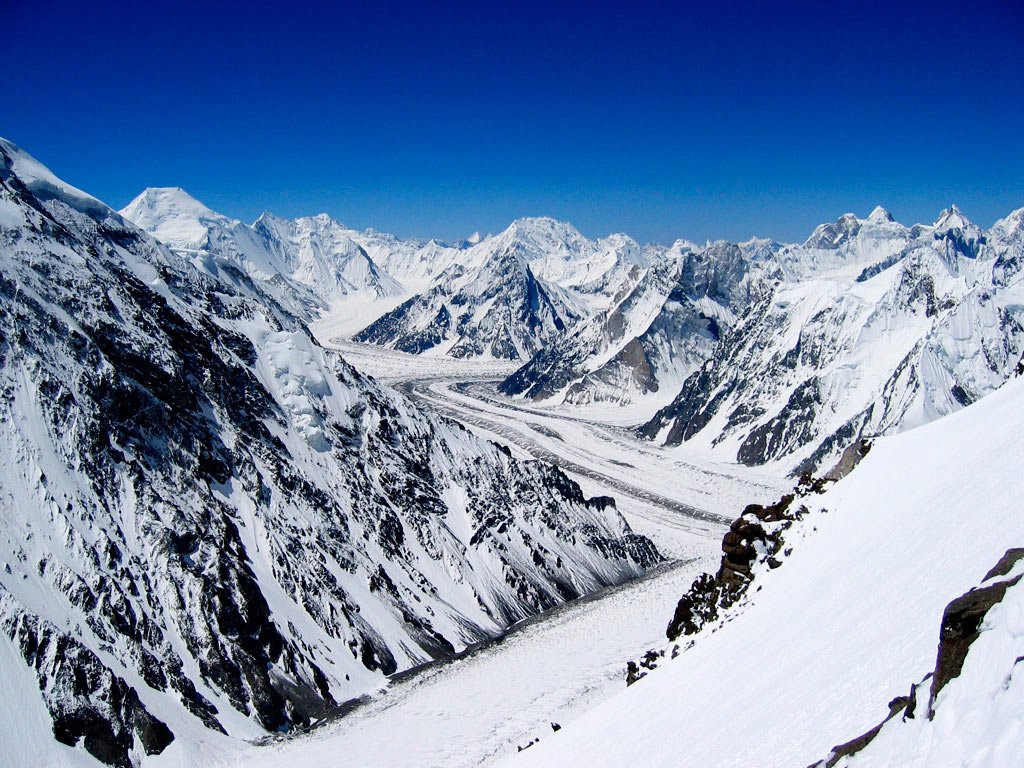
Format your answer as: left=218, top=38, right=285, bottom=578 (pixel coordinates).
left=504, top=372, right=1024, bottom=768
left=833, top=563, right=1024, bottom=768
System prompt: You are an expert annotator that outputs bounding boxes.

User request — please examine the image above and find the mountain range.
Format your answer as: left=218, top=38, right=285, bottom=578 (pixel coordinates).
left=0, top=140, right=658, bottom=768
left=125, top=186, right=1024, bottom=475
left=5, top=136, right=1024, bottom=768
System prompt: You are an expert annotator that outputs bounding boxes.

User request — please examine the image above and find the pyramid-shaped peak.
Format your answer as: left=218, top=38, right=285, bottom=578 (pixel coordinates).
left=120, top=187, right=227, bottom=230
left=867, top=205, right=895, bottom=224
left=119, top=187, right=229, bottom=246
left=127, top=187, right=215, bottom=215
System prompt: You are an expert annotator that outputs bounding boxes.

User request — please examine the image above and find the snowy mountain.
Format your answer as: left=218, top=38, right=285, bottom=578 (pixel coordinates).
left=352, top=218, right=660, bottom=361
left=641, top=205, right=1024, bottom=473
left=125, top=197, right=661, bottom=358
left=121, top=188, right=405, bottom=312
left=0, top=139, right=660, bottom=768
left=503, top=363, right=1024, bottom=768
left=501, top=238, right=775, bottom=406
left=354, top=222, right=583, bottom=360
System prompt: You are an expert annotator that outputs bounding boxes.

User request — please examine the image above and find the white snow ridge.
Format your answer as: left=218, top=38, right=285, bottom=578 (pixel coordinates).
left=2, top=133, right=1024, bottom=768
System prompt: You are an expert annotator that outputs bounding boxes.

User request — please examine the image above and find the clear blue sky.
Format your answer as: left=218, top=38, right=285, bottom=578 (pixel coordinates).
left=3, top=0, right=1022, bottom=244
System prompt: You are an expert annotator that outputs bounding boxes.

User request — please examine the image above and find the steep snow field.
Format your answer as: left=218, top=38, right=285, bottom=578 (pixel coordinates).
left=837, top=573, right=1024, bottom=767
left=503, top=372, right=1024, bottom=768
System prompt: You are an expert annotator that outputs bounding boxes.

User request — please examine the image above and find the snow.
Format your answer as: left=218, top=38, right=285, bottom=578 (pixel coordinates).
left=1, top=138, right=685, bottom=767
left=120, top=187, right=223, bottom=246
left=6, top=133, right=1023, bottom=768
left=0, top=635, right=100, bottom=768
left=0, top=195, right=25, bottom=228
left=0, top=138, right=106, bottom=216
left=502, top=373, right=1024, bottom=768
left=231, top=558, right=710, bottom=768
left=327, top=339, right=785, bottom=551
left=837, top=565, right=1024, bottom=768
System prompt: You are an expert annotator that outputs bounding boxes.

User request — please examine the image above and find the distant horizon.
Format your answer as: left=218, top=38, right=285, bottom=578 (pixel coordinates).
left=3, top=0, right=1022, bottom=246
left=109, top=178, right=1024, bottom=249
left=7, top=133, right=1021, bottom=249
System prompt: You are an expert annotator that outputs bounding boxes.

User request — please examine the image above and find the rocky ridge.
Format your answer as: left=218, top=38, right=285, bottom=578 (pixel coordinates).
left=642, top=205, right=1024, bottom=473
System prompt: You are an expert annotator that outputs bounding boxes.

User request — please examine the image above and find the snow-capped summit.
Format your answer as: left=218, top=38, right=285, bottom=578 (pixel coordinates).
left=924, top=203, right=986, bottom=260
left=932, top=203, right=972, bottom=232
left=254, top=211, right=404, bottom=299
left=120, top=186, right=235, bottom=248
left=803, top=211, right=863, bottom=249
left=866, top=204, right=895, bottom=223
left=356, top=228, right=585, bottom=359
left=122, top=190, right=405, bottom=311
left=352, top=215, right=663, bottom=359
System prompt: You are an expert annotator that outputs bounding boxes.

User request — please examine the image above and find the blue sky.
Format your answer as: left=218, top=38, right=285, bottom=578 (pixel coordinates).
left=3, top=0, right=1022, bottom=244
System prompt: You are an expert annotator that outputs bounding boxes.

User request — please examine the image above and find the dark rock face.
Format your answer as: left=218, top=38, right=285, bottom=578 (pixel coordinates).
left=5, top=609, right=175, bottom=768
left=0, top=140, right=661, bottom=765
left=502, top=243, right=769, bottom=406
left=356, top=246, right=581, bottom=360
left=660, top=436, right=871, bottom=650
left=928, top=548, right=1024, bottom=714
left=666, top=492, right=806, bottom=643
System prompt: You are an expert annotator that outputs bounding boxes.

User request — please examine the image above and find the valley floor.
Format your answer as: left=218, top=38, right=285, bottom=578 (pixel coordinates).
left=328, top=339, right=786, bottom=558
left=211, top=336, right=786, bottom=767
left=236, top=556, right=707, bottom=768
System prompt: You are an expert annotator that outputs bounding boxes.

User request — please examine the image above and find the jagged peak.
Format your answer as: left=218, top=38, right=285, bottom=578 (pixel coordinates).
left=253, top=210, right=290, bottom=228
left=802, top=211, right=864, bottom=249
left=933, top=203, right=974, bottom=231
left=992, top=207, right=1024, bottom=236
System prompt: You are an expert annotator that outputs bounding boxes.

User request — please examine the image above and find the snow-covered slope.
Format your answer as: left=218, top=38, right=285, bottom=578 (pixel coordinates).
left=504, top=366, right=1024, bottom=768
left=0, top=139, right=660, bottom=767
left=642, top=206, right=1024, bottom=473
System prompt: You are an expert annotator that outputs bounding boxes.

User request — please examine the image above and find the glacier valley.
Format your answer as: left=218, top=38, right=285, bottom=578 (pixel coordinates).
left=1, top=137, right=1022, bottom=768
